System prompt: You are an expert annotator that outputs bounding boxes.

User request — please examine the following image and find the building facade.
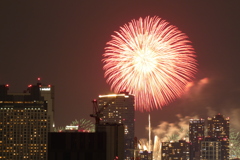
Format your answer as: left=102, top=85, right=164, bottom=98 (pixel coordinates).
left=98, top=91, right=135, bottom=160
left=139, top=150, right=153, bottom=160
left=200, top=138, right=221, bottom=160
left=0, top=80, right=54, bottom=160
left=189, top=119, right=205, bottom=160
left=162, top=140, right=190, bottom=160
left=207, top=114, right=230, bottom=160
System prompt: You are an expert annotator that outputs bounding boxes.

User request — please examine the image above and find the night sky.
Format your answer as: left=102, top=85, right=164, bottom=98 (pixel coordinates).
left=1, top=1, right=240, bottom=139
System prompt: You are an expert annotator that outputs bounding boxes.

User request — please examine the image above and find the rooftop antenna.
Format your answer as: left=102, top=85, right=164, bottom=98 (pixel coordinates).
left=37, top=77, right=41, bottom=86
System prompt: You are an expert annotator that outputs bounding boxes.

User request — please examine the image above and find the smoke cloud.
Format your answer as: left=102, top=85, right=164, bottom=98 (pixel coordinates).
left=151, top=114, right=198, bottom=142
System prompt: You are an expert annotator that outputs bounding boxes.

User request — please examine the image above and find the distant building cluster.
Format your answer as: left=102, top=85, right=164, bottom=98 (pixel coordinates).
left=136, top=114, right=231, bottom=160
left=160, top=114, right=230, bottom=160
left=0, top=79, right=235, bottom=160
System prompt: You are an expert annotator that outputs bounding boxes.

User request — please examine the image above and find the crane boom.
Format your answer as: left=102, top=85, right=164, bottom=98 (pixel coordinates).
left=90, top=98, right=112, bottom=125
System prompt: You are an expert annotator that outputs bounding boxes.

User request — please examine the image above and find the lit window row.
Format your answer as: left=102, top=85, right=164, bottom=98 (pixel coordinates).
left=0, top=108, right=46, bottom=111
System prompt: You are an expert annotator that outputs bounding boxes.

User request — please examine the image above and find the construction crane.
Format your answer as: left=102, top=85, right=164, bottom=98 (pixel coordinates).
left=90, top=99, right=112, bottom=125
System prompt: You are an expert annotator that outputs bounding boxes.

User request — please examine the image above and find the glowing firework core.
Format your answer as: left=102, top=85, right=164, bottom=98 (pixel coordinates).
left=103, top=16, right=197, bottom=111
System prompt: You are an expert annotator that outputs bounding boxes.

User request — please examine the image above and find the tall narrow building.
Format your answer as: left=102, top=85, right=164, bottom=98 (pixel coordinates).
left=39, top=82, right=55, bottom=132
left=207, top=114, right=230, bottom=160
left=189, top=118, right=205, bottom=160
left=98, top=91, right=135, bottom=160
left=0, top=80, right=54, bottom=160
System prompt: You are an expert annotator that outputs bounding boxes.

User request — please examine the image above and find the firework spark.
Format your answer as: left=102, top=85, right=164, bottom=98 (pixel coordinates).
left=54, top=119, right=95, bottom=132
left=70, top=119, right=95, bottom=132
left=103, top=16, right=197, bottom=111
left=230, top=129, right=240, bottom=158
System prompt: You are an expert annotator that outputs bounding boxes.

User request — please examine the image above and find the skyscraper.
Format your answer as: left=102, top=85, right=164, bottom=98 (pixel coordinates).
left=98, top=91, right=135, bottom=160
left=0, top=80, right=54, bottom=160
left=189, top=119, right=205, bottom=160
left=207, top=114, right=230, bottom=160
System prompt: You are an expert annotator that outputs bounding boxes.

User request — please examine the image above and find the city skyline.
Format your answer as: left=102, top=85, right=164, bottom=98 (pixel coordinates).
left=1, top=1, right=240, bottom=140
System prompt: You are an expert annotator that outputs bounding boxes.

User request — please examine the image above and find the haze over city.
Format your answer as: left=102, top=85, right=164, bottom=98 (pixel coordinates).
left=1, top=1, right=240, bottom=140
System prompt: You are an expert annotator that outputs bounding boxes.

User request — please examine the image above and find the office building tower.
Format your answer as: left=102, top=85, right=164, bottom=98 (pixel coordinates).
left=161, top=140, right=190, bottom=160
left=207, top=114, right=230, bottom=160
left=0, top=80, right=54, bottom=160
left=189, top=119, right=205, bottom=160
left=200, top=137, right=221, bottom=160
left=98, top=91, right=135, bottom=160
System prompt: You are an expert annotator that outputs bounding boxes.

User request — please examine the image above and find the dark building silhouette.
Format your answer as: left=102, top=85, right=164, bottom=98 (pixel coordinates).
left=161, top=140, right=190, bottom=160
left=189, top=119, right=205, bottom=160
left=48, top=132, right=106, bottom=160
left=48, top=123, right=124, bottom=160
left=0, top=80, right=54, bottom=160
left=96, top=124, right=124, bottom=160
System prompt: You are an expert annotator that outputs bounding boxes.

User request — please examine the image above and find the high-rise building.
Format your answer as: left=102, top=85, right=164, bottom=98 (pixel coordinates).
left=0, top=80, right=54, bottom=160
left=98, top=91, right=135, bottom=160
left=189, top=118, right=205, bottom=160
left=207, top=114, right=230, bottom=160
left=161, top=140, right=190, bottom=160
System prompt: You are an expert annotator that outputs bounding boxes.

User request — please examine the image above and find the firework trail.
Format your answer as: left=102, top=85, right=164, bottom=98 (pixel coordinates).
left=103, top=16, right=197, bottom=111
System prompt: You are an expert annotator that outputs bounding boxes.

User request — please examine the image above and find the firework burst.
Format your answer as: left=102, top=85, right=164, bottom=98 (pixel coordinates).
left=71, top=119, right=95, bottom=132
left=103, top=16, right=197, bottom=111
left=54, top=119, right=95, bottom=132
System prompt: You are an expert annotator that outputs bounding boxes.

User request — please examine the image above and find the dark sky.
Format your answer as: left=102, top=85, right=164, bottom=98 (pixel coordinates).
left=1, top=1, right=240, bottom=139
